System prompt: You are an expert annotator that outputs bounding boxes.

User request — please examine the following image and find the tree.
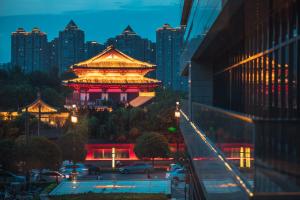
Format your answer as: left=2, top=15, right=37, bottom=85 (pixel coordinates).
left=58, top=133, right=86, bottom=164
left=14, top=136, right=62, bottom=171
left=30, top=137, right=62, bottom=170
left=42, top=87, right=65, bottom=107
left=88, top=116, right=99, bottom=138
left=134, top=132, right=170, bottom=167
left=129, top=127, right=141, bottom=140
left=0, top=139, right=15, bottom=170
left=72, top=115, right=89, bottom=141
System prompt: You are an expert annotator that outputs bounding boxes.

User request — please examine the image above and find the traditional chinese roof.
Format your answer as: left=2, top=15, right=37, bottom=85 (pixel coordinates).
left=73, top=45, right=155, bottom=69
left=22, top=96, right=57, bottom=113
left=64, top=76, right=160, bottom=85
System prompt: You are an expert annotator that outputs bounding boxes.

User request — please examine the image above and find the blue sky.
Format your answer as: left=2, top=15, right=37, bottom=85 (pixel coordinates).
left=0, top=0, right=181, bottom=63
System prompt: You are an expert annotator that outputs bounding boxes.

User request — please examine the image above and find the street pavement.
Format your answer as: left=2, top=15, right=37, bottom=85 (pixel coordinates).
left=172, top=182, right=188, bottom=200
left=81, top=172, right=187, bottom=200
left=83, top=172, right=166, bottom=180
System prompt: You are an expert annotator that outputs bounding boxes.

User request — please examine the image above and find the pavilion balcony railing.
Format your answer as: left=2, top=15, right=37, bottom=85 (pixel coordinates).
left=180, top=99, right=300, bottom=200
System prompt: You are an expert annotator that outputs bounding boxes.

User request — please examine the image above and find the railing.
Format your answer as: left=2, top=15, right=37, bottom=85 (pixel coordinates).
left=180, top=99, right=300, bottom=199
left=180, top=100, right=253, bottom=200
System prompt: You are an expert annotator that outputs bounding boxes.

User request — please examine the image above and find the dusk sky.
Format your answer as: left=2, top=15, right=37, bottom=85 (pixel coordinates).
left=0, top=0, right=181, bottom=63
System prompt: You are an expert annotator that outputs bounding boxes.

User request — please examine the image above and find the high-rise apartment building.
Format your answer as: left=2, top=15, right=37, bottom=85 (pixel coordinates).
left=58, top=20, right=85, bottom=74
left=48, top=37, right=59, bottom=73
left=105, top=25, right=156, bottom=65
left=84, top=41, right=105, bottom=59
left=11, top=27, right=48, bottom=73
left=156, top=24, right=187, bottom=91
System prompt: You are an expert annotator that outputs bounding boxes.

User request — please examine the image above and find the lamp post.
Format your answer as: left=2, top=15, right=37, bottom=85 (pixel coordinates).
left=70, top=104, right=78, bottom=182
left=71, top=104, right=78, bottom=124
left=174, top=102, right=181, bottom=158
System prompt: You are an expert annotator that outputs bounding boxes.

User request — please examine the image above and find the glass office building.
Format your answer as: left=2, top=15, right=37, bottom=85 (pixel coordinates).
left=180, top=0, right=300, bottom=199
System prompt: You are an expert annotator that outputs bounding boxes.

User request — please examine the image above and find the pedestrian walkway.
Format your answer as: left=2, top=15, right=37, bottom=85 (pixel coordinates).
left=171, top=182, right=188, bottom=200
left=50, top=180, right=171, bottom=196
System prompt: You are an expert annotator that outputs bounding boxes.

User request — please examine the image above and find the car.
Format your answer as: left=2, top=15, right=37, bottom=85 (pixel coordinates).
left=38, top=171, right=65, bottom=183
left=59, top=163, right=88, bottom=178
left=0, top=170, right=25, bottom=184
left=119, top=163, right=153, bottom=174
left=86, top=164, right=101, bottom=175
left=165, top=168, right=186, bottom=182
left=168, top=163, right=183, bottom=172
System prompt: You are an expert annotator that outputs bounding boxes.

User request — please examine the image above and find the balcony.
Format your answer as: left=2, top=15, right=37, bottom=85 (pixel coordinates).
left=180, top=100, right=300, bottom=200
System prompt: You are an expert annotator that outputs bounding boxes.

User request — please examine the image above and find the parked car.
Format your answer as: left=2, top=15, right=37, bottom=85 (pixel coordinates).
left=165, top=168, right=186, bottom=182
left=86, top=164, right=101, bottom=175
left=119, top=163, right=153, bottom=174
left=39, top=171, right=65, bottom=183
left=59, top=163, right=88, bottom=178
left=168, top=163, right=183, bottom=172
left=0, top=170, right=25, bottom=184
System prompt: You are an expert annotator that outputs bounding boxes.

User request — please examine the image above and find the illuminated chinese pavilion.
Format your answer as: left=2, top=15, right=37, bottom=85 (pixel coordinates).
left=63, top=45, right=161, bottom=108
left=0, top=94, right=69, bottom=127
left=21, top=94, right=69, bottom=127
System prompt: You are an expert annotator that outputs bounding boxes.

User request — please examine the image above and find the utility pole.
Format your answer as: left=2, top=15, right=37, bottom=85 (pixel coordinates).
left=25, top=106, right=29, bottom=144
left=38, top=104, right=41, bottom=136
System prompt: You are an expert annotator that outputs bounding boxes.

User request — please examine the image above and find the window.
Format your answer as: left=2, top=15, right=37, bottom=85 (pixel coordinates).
left=93, top=148, right=130, bottom=159
left=120, top=93, right=127, bottom=102
left=101, top=93, right=108, bottom=101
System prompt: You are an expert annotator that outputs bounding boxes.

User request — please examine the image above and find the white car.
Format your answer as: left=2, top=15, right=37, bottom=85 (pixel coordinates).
left=169, top=163, right=183, bottom=172
left=39, top=171, right=65, bottom=183
left=31, top=170, right=65, bottom=183
left=59, top=163, right=88, bottom=178
left=165, top=168, right=186, bottom=182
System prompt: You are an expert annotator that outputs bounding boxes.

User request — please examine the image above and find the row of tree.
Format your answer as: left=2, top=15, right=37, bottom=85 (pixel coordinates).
left=0, top=67, right=71, bottom=110
left=0, top=118, right=88, bottom=172
left=76, top=88, right=185, bottom=143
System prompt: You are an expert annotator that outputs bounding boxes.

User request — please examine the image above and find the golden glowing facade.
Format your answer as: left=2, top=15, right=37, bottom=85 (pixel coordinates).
left=22, top=98, right=58, bottom=113
left=63, top=45, right=161, bottom=107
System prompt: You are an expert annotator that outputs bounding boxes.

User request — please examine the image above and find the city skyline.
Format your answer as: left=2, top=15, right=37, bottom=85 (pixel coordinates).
left=10, top=20, right=160, bottom=75
left=0, top=0, right=181, bottom=63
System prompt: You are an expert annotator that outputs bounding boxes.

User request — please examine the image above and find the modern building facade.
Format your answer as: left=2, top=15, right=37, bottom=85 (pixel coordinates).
left=85, top=41, right=105, bottom=59
left=11, top=27, right=48, bottom=73
left=58, top=20, right=85, bottom=74
left=48, top=38, right=59, bottom=73
left=85, top=143, right=184, bottom=161
left=180, top=0, right=300, bottom=200
left=63, top=46, right=160, bottom=108
left=0, top=63, right=11, bottom=71
left=156, top=24, right=187, bottom=91
left=105, top=25, right=156, bottom=69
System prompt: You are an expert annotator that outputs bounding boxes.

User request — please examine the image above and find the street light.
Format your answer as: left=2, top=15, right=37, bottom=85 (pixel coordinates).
left=71, top=115, right=78, bottom=124
left=71, top=104, right=78, bottom=124
left=175, top=110, right=181, bottom=118
left=174, top=102, right=181, bottom=159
